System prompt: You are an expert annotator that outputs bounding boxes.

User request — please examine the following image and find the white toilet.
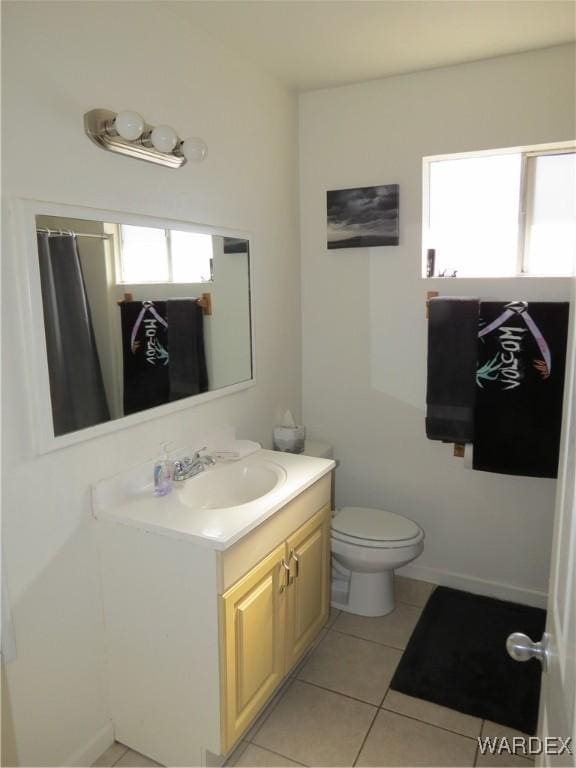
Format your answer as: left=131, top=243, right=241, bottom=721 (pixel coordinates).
left=331, top=507, right=424, bottom=616
left=303, top=440, right=425, bottom=617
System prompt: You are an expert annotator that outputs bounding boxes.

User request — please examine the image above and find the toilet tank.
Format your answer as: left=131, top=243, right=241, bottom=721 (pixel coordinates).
left=303, top=440, right=334, bottom=459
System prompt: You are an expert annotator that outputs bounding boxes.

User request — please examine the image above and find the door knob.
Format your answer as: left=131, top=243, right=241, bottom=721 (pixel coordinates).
left=506, top=632, right=550, bottom=670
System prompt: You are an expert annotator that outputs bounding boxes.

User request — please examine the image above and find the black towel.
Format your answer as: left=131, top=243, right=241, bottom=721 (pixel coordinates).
left=166, top=299, right=208, bottom=401
left=474, top=301, right=569, bottom=478
left=120, top=301, right=169, bottom=415
left=426, top=297, right=479, bottom=443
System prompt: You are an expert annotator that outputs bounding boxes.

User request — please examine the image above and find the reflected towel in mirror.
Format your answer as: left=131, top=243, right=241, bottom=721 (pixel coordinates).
left=121, top=300, right=170, bottom=415
left=167, top=299, right=208, bottom=401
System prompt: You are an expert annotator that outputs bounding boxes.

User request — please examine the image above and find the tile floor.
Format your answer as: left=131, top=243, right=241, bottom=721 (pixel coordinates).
left=93, top=577, right=535, bottom=768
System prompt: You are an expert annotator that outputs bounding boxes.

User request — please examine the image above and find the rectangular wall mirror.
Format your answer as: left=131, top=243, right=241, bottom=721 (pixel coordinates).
left=16, top=201, right=253, bottom=452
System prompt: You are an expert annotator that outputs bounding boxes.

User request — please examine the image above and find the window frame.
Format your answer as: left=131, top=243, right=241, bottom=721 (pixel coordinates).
left=116, top=224, right=214, bottom=285
left=422, top=140, right=576, bottom=279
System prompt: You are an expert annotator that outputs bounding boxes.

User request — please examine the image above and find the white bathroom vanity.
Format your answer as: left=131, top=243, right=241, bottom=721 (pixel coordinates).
left=93, top=449, right=335, bottom=766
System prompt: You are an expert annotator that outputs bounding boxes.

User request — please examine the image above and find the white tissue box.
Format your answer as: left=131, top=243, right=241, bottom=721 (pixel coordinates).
left=273, top=425, right=306, bottom=453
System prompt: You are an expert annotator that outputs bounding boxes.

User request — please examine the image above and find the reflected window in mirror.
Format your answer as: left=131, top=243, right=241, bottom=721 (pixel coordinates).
left=119, top=225, right=213, bottom=284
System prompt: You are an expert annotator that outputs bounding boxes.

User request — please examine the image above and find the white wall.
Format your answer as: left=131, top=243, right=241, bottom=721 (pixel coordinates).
left=300, top=45, right=575, bottom=605
left=1, top=2, right=300, bottom=765
left=209, top=241, right=252, bottom=389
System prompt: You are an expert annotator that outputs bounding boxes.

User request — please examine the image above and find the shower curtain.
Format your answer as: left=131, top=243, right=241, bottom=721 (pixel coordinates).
left=37, top=233, right=110, bottom=436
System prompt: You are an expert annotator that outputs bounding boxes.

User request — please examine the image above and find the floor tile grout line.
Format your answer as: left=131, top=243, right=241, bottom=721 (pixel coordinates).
left=331, top=599, right=428, bottom=612
left=249, top=677, right=298, bottom=744
left=245, top=743, right=309, bottom=767
left=395, top=597, right=433, bottom=609
left=473, top=721, right=483, bottom=767
left=377, top=706, right=481, bottom=743
left=375, top=598, right=476, bottom=749
left=294, top=676, right=383, bottom=709
left=311, top=628, right=331, bottom=651
left=329, top=626, right=408, bottom=652
left=352, top=705, right=380, bottom=767
left=291, top=626, right=331, bottom=676
left=111, top=745, right=130, bottom=767
left=296, top=669, right=483, bottom=744
left=377, top=683, right=392, bottom=709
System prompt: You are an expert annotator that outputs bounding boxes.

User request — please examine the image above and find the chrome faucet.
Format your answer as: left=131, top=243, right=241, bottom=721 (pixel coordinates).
left=172, top=448, right=216, bottom=482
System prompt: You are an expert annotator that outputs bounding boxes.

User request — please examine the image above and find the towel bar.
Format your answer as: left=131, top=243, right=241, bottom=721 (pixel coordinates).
left=116, top=291, right=212, bottom=315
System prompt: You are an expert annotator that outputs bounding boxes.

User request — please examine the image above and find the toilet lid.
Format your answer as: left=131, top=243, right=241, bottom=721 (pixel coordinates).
left=332, top=507, right=421, bottom=543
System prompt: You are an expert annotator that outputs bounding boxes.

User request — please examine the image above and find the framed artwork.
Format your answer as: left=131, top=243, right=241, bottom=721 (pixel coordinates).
left=327, top=184, right=399, bottom=249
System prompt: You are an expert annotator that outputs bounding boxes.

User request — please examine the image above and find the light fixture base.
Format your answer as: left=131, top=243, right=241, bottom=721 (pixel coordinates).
left=84, top=109, right=186, bottom=169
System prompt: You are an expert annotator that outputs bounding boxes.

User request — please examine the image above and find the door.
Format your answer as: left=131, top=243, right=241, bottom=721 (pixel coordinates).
left=537, top=289, right=576, bottom=766
left=219, top=542, right=287, bottom=752
left=285, top=504, right=331, bottom=670
left=507, top=289, right=576, bottom=764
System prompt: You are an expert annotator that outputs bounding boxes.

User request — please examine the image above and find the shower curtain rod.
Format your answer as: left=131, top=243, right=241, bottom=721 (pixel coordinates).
left=36, top=227, right=111, bottom=241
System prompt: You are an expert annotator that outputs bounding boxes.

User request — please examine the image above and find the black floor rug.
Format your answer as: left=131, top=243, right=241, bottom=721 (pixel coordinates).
left=390, top=586, right=546, bottom=734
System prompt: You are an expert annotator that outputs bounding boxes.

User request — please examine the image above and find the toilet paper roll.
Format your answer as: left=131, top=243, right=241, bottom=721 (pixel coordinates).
left=273, top=425, right=306, bottom=454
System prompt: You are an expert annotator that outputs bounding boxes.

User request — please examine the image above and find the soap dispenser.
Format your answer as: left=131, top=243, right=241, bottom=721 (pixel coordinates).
left=153, top=442, right=173, bottom=497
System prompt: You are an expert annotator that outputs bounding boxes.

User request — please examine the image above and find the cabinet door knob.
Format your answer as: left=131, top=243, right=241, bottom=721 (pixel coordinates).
left=289, top=550, right=300, bottom=579
left=279, top=559, right=291, bottom=592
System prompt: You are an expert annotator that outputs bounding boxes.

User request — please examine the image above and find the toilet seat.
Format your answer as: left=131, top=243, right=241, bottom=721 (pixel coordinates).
left=331, top=507, right=424, bottom=549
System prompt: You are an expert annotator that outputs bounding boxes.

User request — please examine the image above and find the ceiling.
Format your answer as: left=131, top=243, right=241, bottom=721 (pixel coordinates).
left=169, top=0, right=575, bottom=91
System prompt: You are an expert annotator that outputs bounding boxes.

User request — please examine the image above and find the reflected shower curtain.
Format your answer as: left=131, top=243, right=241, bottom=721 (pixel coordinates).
left=37, top=233, right=110, bottom=436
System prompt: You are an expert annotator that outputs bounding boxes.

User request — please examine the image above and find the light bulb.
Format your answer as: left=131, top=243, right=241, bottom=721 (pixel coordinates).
left=150, top=125, right=178, bottom=154
left=114, top=111, right=145, bottom=141
left=182, top=137, right=208, bottom=162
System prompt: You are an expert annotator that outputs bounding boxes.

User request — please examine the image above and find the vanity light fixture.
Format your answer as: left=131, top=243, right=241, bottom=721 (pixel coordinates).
left=150, top=125, right=179, bottom=154
left=84, top=108, right=208, bottom=169
left=114, top=111, right=145, bottom=141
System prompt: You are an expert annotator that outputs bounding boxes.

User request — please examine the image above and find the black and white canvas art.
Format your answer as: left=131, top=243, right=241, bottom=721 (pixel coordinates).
left=327, top=184, right=399, bottom=249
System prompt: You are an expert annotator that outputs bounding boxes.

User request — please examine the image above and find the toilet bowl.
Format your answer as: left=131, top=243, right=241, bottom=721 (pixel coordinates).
left=297, top=440, right=425, bottom=618
left=331, top=507, right=424, bottom=617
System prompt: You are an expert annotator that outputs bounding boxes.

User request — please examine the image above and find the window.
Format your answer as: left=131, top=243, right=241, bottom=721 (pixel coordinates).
left=118, top=225, right=213, bottom=284
left=524, top=152, right=576, bottom=276
left=423, top=144, right=575, bottom=278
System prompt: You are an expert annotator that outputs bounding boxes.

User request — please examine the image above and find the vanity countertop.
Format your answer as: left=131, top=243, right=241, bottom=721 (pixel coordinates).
left=92, top=449, right=335, bottom=550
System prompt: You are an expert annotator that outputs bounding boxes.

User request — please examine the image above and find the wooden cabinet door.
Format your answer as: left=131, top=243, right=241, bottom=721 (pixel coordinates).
left=219, top=543, right=287, bottom=753
left=284, top=504, right=331, bottom=670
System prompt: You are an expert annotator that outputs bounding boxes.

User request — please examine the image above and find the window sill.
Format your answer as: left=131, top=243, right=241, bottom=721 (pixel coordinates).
left=422, top=274, right=574, bottom=281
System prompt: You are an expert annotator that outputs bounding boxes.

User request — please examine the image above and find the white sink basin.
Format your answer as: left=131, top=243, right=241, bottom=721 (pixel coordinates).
left=178, top=459, right=287, bottom=511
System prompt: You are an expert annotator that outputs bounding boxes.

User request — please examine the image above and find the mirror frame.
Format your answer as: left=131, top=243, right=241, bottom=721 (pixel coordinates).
left=13, top=198, right=255, bottom=454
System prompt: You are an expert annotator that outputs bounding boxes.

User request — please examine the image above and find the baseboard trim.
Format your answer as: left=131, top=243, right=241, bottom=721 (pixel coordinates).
left=64, top=720, right=114, bottom=767
left=397, top=563, right=547, bottom=609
